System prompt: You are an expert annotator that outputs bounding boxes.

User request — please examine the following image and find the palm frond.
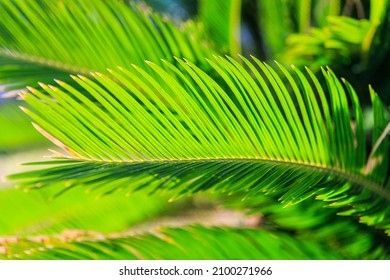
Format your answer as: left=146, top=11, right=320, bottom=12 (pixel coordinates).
left=281, top=16, right=371, bottom=68
left=220, top=194, right=390, bottom=259
left=257, top=0, right=341, bottom=58
left=8, top=56, right=390, bottom=234
left=0, top=0, right=214, bottom=94
left=280, top=0, right=389, bottom=69
left=0, top=226, right=345, bottom=260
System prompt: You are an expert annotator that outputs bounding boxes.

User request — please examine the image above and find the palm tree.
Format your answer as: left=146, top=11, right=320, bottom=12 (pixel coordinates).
left=0, top=0, right=389, bottom=260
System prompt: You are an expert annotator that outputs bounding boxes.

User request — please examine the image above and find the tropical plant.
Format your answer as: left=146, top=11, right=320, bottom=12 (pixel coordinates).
left=0, top=0, right=389, bottom=260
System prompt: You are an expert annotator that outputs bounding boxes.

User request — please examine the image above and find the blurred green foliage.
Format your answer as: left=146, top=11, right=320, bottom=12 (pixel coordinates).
left=0, top=101, right=44, bottom=151
left=0, top=0, right=389, bottom=260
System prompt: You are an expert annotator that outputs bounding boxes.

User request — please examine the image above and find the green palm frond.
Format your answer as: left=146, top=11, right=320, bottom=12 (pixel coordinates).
left=0, top=226, right=345, bottom=260
left=280, top=0, right=389, bottom=69
left=8, top=56, right=390, bottom=234
left=257, top=0, right=341, bottom=58
left=220, top=194, right=390, bottom=259
left=281, top=16, right=371, bottom=68
left=0, top=0, right=214, bottom=94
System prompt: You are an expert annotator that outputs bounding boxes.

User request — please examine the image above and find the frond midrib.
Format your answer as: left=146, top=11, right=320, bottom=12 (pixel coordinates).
left=56, top=155, right=390, bottom=201
left=0, top=49, right=93, bottom=76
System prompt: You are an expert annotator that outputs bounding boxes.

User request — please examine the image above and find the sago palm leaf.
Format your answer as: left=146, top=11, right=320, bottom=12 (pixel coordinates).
left=0, top=226, right=345, bottom=260
left=282, top=16, right=371, bottom=68
left=8, top=56, right=390, bottom=235
left=220, top=193, right=390, bottom=259
left=257, top=0, right=341, bottom=58
left=281, top=0, right=389, bottom=69
left=0, top=0, right=214, bottom=94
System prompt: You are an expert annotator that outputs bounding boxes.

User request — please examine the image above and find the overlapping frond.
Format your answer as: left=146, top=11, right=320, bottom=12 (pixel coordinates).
left=0, top=0, right=214, bottom=94
left=8, top=56, right=390, bottom=234
left=220, top=194, right=390, bottom=259
left=0, top=226, right=344, bottom=260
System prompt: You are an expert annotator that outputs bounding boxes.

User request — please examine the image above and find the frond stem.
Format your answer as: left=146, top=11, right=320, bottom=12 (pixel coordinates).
left=53, top=155, right=390, bottom=201
left=0, top=49, right=93, bottom=76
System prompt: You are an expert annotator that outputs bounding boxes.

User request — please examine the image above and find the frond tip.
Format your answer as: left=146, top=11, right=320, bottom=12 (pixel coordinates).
left=9, top=56, right=390, bottom=234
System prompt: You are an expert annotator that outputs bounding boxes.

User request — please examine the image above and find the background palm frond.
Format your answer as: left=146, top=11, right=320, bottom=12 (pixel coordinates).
left=281, top=16, right=372, bottom=69
left=1, top=226, right=346, bottom=260
left=254, top=0, right=390, bottom=104
left=219, top=193, right=390, bottom=259
left=0, top=0, right=214, bottom=95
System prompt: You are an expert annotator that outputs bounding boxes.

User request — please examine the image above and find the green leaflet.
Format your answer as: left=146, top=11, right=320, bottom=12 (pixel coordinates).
left=0, top=0, right=214, bottom=94
left=0, top=226, right=345, bottom=260
left=8, top=56, right=390, bottom=235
